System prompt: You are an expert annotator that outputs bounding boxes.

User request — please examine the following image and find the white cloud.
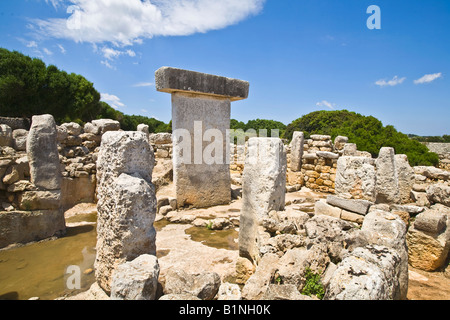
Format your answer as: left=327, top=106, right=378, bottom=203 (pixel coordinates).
left=100, top=60, right=115, bottom=69
left=26, top=41, right=38, bottom=48
left=133, top=82, right=153, bottom=87
left=316, top=100, right=336, bottom=110
left=375, top=76, right=406, bottom=87
left=45, top=0, right=65, bottom=9
left=57, top=44, right=66, bottom=54
left=101, top=93, right=125, bottom=109
left=414, top=73, right=443, bottom=84
left=43, top=48, right=53, bottom=55
left=35, top=0, right=265, bottom=46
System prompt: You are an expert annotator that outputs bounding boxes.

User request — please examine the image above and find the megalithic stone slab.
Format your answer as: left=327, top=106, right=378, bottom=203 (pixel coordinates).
left=290, top=131, right=304, bottom=172
left=155, top=67, right=249, bottom=101
left=375, top=147, right=401, bottom=204
left=156, top=67, right=250, bottom=209
left=26, top=114, right=61, bottom=190
left=239, top=138, right=287, bottom=265
left=95, top=131, right=157, bottom=293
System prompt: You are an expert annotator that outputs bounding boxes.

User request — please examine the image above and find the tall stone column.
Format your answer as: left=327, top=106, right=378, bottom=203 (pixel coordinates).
left=95, top=131, right=157, bottom=293
left=155, top=67, right=249, bottom=209
left=290, top=131, right=304, bottom=172
left=239, top=138, right=287, bottom=265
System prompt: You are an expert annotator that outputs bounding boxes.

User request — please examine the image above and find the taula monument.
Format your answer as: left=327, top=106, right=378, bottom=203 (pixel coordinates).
left=155, top=67, right=249, bottom=209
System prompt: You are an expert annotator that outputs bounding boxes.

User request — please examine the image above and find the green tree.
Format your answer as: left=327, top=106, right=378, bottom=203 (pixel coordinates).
left=284, top=110, right=439, bottom=167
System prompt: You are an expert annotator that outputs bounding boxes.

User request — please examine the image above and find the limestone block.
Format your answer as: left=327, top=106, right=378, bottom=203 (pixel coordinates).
left=60, top=122, right=82, bottom=136
left=334, top=136, right=349, bottom=150
left=12, top=129, right=28, bottom=151
left=335, top=156, right=376, bottom=201
left=149, top=133, right=172, bottom=145
left=0, top=124, right=13, bottom=147
left=171, top=93, right=231, bottom=208
left=361, top=210, right=408, bottom=300
left=26, top=115, right=61, bottom=190
left=0, top=210, right=66, bottom=249
left=310, top=135, right=331, bottom=141
left=110, top=254, right=160, bottom=300
left=95, top=131, right=157, bottom=293
left=326, top=195, right=372, bottom=215
left=342, top=143, right=358, bottom=156
left=426, top=183, right=450, bottom=207
left=290, top=131, right=304, bottom=172
left=395, top=154, right=415, bottom=204
left=375, top=147, right=401, bottom=204
left=316, top=151, right=339, bottom=159
left=324, top=245, right=402, bottom=300
left=137, top=124, right=150, bottom=140
left=314, top=199, right=341, bottom=218
left=18, top=190, right=61, bottom=211
left=95, top=173, right=157, bottom=293
left=155, top=66, right=249, bottom=101
left=239, top=138, right=286, bottom=264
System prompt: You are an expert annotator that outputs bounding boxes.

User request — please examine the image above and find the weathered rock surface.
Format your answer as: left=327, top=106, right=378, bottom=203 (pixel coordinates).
left=110, top=254, right=160, bottom=300
left=375, top=147, right=400, bottom=204
left=95, top=131, right=156, bottom=293
left=290, top=131, right=304, bottom=172
left=326, top=195, right=372, bottom=215
left=426, top=184, right=450, bottom=207
left=335, top=156, right=376, bottom=201
left=360, top=210, right=408, bottom=299
left=407, top=208, right=450, bottom=272
left=324, top=245, right=402, bottom=300
left=395, top=154, right=415, bottom=204
left=163, top=269, right=221, bottom=300
left=26, top=115, right=61, bottom=190
left=239, top=138, right=286, bottom=264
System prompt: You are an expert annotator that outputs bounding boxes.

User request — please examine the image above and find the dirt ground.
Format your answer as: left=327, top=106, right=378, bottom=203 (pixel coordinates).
left=407, top=266, right=450, bottom=300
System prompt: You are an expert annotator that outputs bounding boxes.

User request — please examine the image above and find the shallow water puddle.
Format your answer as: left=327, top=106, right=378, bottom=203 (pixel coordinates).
left=185, top=226, right=239, bottom=251
left=0, top=223, right=97, bottom=300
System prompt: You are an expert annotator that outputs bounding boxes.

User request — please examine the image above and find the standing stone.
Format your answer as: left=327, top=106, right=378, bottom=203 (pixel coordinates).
left=335, top=156, right=376, bottom=201
left=290, top=131, right=304, bottom=172
left=155, top=67, right=249, bottom=209
left=26, top=115, right=61, bottom=190
left=375, top=147, right=401, bottom=204
left=95, top=131, right=157, bottom=293
left=334, top=136, right=349, bottom=151
left=0, top=124, right=13, bottom=147
left=395, top=154, right=415, bottom=204
left=137, top=124, right=150, bottom=141
left=239, top=138, right=287, bottom=265
left=361, top=210, right=409, bottom=300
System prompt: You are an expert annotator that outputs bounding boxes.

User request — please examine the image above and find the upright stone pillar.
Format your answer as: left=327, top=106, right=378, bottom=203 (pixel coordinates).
left=95, top=131, right=157, bottom=293
left=155, top=67, right=249, bottom=208
left=239, top=138, right=287, bottom=265
left=375, top=147, right=401, bottom=204
left=27, top=114, right=61, bottom=190
left=290, top=131, right=304, bottom=172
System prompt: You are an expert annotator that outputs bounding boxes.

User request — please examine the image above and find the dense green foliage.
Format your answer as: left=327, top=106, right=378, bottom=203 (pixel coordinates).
left=0, top=48, right=100, bottom=123
left=409, top=134, right=450, bottom=143
left=230, top=118, right=286, bottom=137
left=284, top=110, right=439, bottom=167
left=0, top=48, right=169, bottom=133
left=301, top=267, right=325, bottom=300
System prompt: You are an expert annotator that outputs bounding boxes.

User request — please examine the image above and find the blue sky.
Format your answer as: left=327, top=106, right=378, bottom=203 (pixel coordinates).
left=0, top=0, right=449, bottom=136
